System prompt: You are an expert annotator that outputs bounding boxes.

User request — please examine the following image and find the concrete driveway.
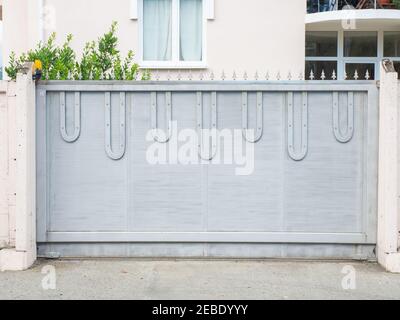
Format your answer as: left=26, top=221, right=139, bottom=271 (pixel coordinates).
left=0, top=259, right=399, bottom=300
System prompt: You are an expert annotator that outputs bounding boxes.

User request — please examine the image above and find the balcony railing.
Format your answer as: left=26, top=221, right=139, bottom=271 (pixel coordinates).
left=307, top=0, right=398, bottom=14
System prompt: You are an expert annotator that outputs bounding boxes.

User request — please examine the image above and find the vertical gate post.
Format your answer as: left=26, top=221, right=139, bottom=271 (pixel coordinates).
left=377, top=60, right=400, bottom=273
left=0, top=63, right=36, bottom=271
left=0, top=82, right=10, bottom=249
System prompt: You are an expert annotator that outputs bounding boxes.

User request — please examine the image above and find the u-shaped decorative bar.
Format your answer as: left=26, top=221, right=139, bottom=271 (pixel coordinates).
left=242, top=92, right=263, bottom=143
left=104, top=92, right=126, bottom=160
left=197, top=92, right=218, bottom=161
left=60, top=92, right=81, bottom=143
left=333, top=92, right=354, bottom=143
left=287, top=92, right=308, bottom=161
left=150, top=92, right=172, bottom=143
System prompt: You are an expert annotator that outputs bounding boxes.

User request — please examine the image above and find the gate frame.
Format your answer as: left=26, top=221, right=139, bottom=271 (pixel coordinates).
left=36, top=81, right=379, bottom=247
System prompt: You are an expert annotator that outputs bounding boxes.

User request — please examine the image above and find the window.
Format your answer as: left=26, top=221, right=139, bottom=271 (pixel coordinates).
left=306, top=0, right=336, bottom=13
left=305, top=31, right=338, bottom=80
left=344, top=31, right=377, bottom=57
left=343, top=31, right=377, bottom=80
left=384, top=32, right=400, bottom=57
left=384, top=31, right=400, bottom=79
left=306, top=31, right=337, bottom=57
left=305, top=61, right=337, bottom=80
left=345, top=63, right=375, bottom=80
left=140, top=0, right=205, bottom=68
left=305, top=31, right=381, bottom=81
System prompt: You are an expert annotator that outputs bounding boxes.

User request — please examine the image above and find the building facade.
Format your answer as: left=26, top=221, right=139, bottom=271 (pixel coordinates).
left=2, top=0, right=400, bottom=81
left=0, top=0, right=305, bottom=80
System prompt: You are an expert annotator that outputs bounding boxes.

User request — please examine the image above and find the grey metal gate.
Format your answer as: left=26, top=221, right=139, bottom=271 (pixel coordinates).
left=36, top=81, right=379, bottom=259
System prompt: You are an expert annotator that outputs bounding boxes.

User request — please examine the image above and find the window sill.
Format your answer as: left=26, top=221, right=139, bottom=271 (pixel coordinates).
left=139, top=61, right=208, bottom=69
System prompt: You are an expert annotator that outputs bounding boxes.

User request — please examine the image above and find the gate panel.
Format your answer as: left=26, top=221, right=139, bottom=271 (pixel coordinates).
left=48, top=92, right=128, bottom=232
left=129, top=92, right=204, bottom=231
left=36, top=82, right=378, bottom=253
left=208, top=92, right=284, bottom=232
left=283, top=92, right=364, bottom=233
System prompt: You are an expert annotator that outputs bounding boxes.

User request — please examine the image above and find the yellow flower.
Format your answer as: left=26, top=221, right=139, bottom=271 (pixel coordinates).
left=34, top=59, right=42, bottom=71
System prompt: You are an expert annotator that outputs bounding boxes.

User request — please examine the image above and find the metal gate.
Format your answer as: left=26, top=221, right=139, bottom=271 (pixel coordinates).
left=36, top=81, right=379, bottom=258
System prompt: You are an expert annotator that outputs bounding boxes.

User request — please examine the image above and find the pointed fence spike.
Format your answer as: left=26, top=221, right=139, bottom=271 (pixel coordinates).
left=232, top=71, right=237, bottom=81
left=365, top=69, right=370, bottom=80
left=199, top=72, right=204, bottom=81
left=276, top=72, right=281, bottom=81
left=254, top=71, right=259, bottom=81
left=331, top=70, right=337, bottom=80
left=309, top=69, right=314, bottom=80
left=243, top=71, right=248, bottom=81
left=321, top=69, right=326, bottom=80
left=354, top=70, right=359, bottom=80
left=287, top=72, right=292, bottom=81
left=265, top=71, right=270, bottom=81
left=221, top=70, right=226, bottom=81
left=299, top=72, right=304, bottom=81
left=210, top=71, right=215, bottom=81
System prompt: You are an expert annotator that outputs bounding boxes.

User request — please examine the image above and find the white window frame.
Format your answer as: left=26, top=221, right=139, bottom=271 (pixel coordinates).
left=305, top=31, right=339, bottom=80
left=305, top=30, right=400, bottom=80
left=138, top=0, right=207, bottom=69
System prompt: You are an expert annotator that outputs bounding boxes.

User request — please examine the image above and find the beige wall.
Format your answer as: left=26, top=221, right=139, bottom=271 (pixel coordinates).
left=2, top=0, right=306, bottom=79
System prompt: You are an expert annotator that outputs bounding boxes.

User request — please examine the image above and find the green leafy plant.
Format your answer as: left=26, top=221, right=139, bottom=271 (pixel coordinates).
left=393, top=0, right=400, bottom=9
left=5, top=22, right=147, bottom=81
left=5, top=52, right=25, bottom=80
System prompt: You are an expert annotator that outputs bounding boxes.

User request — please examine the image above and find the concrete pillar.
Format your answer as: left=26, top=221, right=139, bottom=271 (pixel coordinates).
left=377, top=60, right=400, bottom=273
left=0, top=62, right=36, bottom=271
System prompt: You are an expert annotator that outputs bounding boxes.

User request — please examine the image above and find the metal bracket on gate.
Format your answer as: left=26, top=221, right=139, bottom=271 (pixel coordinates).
left=242, top=92, right=263, bottom=143
left=60, top=92, right=81, bottom=143
left=197, top=92, right=217, bottom=161
left=287, top=92, right=308, bottom=161
left=150, top=92, right=172, bottom=143
left=333, top=92, right=354, bottom=143
left=105, top=92, right=126, bottom=160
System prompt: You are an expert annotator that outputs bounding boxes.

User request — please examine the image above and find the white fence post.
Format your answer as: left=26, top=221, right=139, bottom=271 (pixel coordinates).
left=0, top=63, right=36, bottom=271
left=377, top=60, right=400, bottom=272
left=0, top=82, right=9, bottom=249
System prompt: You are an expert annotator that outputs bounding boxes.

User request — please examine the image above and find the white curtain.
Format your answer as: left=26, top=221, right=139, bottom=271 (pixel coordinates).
left=180, top=0, right=203, bottom=61
left=143, top=0, right=172, bottom=61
